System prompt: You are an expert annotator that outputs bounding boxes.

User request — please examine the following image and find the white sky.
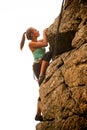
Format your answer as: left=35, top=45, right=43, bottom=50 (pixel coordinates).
left=0, top=0, right=63, bottom=130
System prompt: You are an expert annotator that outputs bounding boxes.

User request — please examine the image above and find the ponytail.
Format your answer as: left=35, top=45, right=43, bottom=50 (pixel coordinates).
left=20, top=32, right=26, bottom=50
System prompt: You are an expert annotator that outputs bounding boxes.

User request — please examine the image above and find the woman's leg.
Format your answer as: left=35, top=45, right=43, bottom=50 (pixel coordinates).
left=39, top=60, right=49, bottom=77
left=38, top=60, right=49, bottom=85
left=38, top=51, right=52, bottom=85
left=36, top=99, right=41, bottom=115
left=35, top=98, right=43, bottom=121
left=33, top=64, right=43, bottom=121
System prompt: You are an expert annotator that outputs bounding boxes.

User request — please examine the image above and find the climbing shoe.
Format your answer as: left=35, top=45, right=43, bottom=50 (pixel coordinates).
left=35, top=115, right=43, bottom=121
left=38, top=75, right=45, bottom=86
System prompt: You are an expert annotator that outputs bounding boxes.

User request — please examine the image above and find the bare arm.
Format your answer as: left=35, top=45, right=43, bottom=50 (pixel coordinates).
left=29, top=29, right=48, bottom=48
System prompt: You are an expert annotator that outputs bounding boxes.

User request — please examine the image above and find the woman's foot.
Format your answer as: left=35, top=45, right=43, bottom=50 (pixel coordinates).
left=35, top=114, right=43, bottom=121
left=38, top=75, right=45, bottom=85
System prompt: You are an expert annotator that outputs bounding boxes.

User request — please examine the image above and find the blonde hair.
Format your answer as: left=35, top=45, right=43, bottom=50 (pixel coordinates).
left=20, top=27, right=33, bottom=50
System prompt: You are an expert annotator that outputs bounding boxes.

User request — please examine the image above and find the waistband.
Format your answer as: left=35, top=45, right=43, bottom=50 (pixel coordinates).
left=34, top=58, right=42, bottom=63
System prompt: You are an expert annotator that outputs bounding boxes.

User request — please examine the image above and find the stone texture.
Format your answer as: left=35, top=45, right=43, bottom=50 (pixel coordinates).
left=36, top=0, right=87, bottom=130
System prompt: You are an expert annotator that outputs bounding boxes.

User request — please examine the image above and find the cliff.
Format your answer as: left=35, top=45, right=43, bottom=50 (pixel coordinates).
left=36, top=0, right=87, bottom=130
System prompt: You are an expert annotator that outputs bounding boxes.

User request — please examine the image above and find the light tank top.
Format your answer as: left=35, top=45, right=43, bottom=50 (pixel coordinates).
left=32, top=48, right=45, bottom=62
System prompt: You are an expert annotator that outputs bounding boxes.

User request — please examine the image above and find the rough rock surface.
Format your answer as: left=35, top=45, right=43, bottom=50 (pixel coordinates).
left=36, top=0, right=87, bottom=130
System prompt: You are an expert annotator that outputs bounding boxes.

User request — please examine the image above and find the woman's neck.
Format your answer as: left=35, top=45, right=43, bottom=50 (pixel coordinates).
left=32, top=37, right=37, bottom=42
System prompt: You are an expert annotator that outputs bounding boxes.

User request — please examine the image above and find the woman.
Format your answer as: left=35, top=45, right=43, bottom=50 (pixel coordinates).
left=20, top=27, right=52, bottom=121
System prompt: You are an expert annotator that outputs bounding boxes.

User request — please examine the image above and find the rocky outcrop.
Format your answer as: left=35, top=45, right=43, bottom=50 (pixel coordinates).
left=36, top=0, right=87, bottom=130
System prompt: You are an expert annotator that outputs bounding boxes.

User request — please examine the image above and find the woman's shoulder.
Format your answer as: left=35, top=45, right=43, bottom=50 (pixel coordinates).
left=28, top=42, right=36, bottom=52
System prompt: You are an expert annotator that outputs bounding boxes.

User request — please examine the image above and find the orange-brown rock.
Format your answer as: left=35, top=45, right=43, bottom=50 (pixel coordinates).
left=36, top=0, right=87, bottom=130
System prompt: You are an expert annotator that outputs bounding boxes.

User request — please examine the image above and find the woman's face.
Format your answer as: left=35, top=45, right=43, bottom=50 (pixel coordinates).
left=32, top=28, right=40, bottom=37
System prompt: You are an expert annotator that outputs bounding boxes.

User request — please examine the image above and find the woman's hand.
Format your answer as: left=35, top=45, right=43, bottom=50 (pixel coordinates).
left=43, top=28, right=48, bottom=35
left=29, top=28, right=48, bottom=49
left=43, top=28, right=48, bottom=40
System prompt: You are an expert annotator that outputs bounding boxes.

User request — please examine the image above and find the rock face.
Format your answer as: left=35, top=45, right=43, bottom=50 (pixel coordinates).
left=36, top=0, right=87, bottom=130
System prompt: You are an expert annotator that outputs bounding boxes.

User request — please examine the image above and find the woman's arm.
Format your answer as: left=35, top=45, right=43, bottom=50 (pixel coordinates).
left=29, top=28, right=48, bottom=48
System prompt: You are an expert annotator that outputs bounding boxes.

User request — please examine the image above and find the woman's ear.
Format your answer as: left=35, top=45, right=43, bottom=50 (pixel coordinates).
left=31, top=32, right=34, bottom=38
